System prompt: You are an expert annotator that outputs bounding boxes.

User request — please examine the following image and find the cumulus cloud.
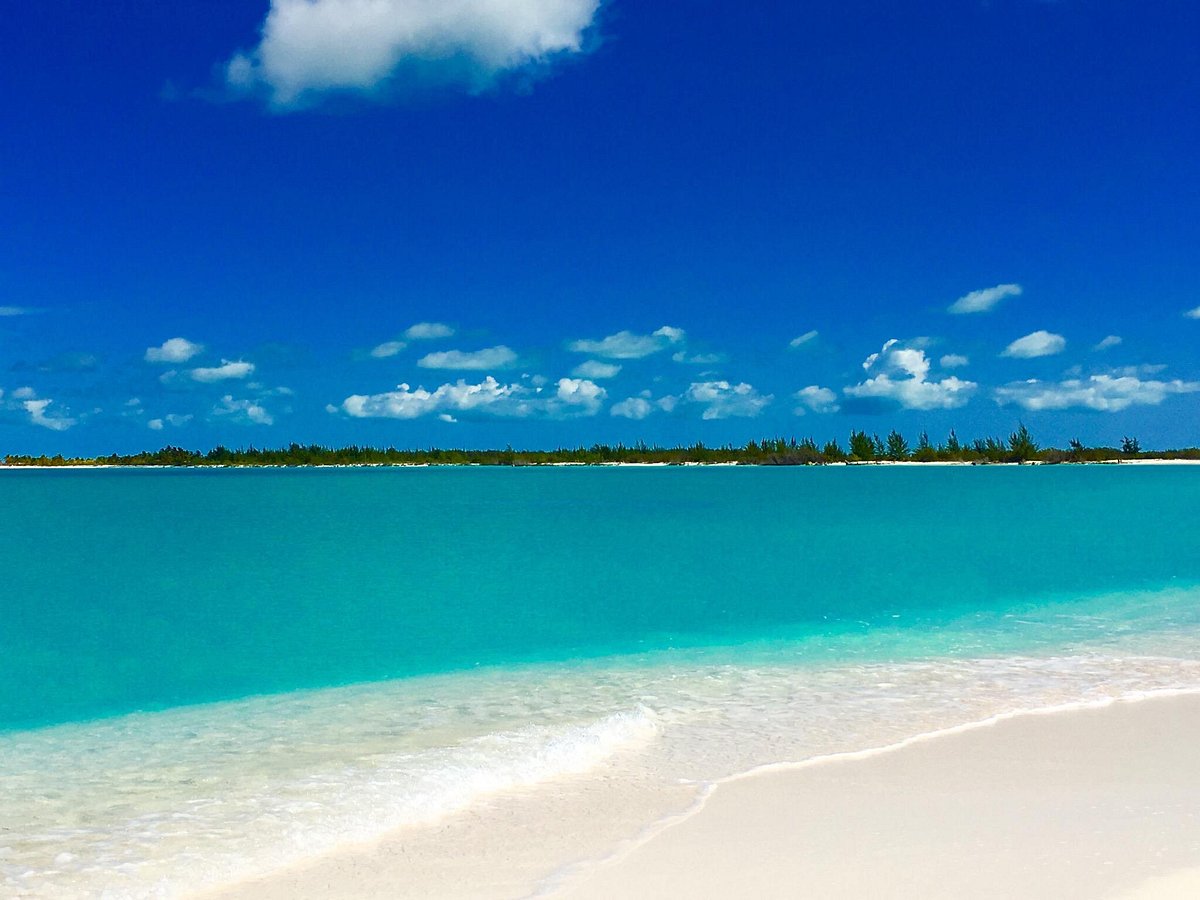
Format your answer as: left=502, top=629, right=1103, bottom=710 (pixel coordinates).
left=610, top=391, right=676, bottom=420
left=404, top=322, right=455, bottom=340
left=1092, top=335, right=1122, bottom=352
left=149, top=413, right=194, bottom=430
left=223, top=0, right=602, bottom=108
left=794, top=385, right=839, bottom=414
left=567, top=326, right=685, bottom=359
left=214, top=395, right=274, bottom=425
left=789, top=330, right=819, bottom=348
left=995, top=374, right=1200, bottom=412
left=684, top=381, right=772, bottom=420
left=369, top=340, right=407, bottom=359
left=145, top=337, right=204, bottom=364
left=1001, top=330, right=1066, bottom=359
left=24, top=398, right=76, bottom=431
left=948, top=283, right=1022, bottom=314
left=190, top=360, right=256, bottom=382
left=554, top=377, right=606, bottom=414
left=571, top=359, right=621, bottom=379
left=1185, top=306, right=1200, bottom=320
left=610, top=396, right=653, bottom=420
left=417, top=345, right=518, bottom=370
left=340, top=375, right=604, bottom=420
left=940, top=353, right=969, bottom=368
left=845, top=339, right=976, bottom=411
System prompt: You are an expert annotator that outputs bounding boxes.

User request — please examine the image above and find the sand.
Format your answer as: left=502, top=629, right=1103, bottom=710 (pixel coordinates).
left=203, top=694, right=1200, bottom=900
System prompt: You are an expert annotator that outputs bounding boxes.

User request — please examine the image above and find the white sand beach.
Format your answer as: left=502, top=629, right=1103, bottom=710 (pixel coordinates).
left=204, top=693, right=1200, bottom=900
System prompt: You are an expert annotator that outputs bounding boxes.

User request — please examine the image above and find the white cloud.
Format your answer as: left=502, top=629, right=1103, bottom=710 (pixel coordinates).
left=610, top=391, right=677, bottom=420
left=340, top=375, right=602, bottom=420
left=610, top=397, right=653, bottom=420
left=1001, top=330, right=1066, bottom=359
left=995, top=374, right=1200, bottom=412
left=845, top=374, right=976, bottom=410
left=344, top=378, right=517, bottom=418
left=214, top=395, right=274, bottom=425
left=846, top=339, right=977, bottom=410
left=369, top=340, right=407, bottom=359
left=554, top=377, right=606, bottom=414
left=1111, top=364, right=1167, bottom=377
left=789, top=330, right=819, bottom=348
left=417, top=345, right=518, bottom=370
left=571, top=359, right=621, bottom=379
left=24, top=398, right=76, bottom=431
left=145, top=337, right=204, bottom=364
left=567, top=326, right=685, bottom=359
left=671, top=350, right=722, bottom=365
left=190, top=360, right=256, bottom=382
left=0, top=306, right=35, bottom=316
left=1093, top=335, right=1122, bottom=351
left=684, top=381, right=772, bottom=420
left=940, top=353, right=969, bottom=368
left=1184, top=306, right=1200, bottom=320
left=404, top=322, right=455, bottom=340
left=948, top=283, right=1022, bottom=314
left=794, top=385, right=839, bottom=414
left=12, top=386, right=37, bottom=400
left=223, top=0, right=601, bottom=108
left=150, top=413, right=193, bottom=430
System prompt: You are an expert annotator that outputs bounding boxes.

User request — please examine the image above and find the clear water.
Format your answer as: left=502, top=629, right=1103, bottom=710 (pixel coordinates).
left=2, top=466, right=1200, bottom=897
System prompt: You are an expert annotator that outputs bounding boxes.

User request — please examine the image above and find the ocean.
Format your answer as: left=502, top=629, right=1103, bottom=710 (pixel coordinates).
left=3, top=465, right=1200, bottom=897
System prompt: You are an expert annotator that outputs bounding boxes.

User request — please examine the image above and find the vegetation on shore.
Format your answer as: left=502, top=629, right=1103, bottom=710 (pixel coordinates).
left=4, top=426, right=1199, bottom=468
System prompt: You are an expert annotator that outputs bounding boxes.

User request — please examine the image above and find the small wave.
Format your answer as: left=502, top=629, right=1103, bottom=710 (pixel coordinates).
left=0, top=706, right=659, bottom=899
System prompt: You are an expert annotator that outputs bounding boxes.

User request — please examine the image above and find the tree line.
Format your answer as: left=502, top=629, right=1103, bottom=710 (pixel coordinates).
left=4, top=427, right=1199, bottom=468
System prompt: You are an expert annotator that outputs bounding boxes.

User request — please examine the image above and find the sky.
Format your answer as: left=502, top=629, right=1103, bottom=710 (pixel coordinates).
left=2, top=0, right=1198, bottom=455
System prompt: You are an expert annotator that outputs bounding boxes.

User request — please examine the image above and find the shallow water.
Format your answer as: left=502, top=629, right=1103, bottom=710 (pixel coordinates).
left=2, top=467, right=1199, bottom=897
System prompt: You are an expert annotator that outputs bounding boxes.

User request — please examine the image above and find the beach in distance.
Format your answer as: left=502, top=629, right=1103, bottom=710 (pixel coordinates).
left=3, top=466, right=1200, bottom=898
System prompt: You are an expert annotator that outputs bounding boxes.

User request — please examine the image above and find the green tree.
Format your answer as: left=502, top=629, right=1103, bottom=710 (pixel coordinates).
left=821, top=439, right=847, bottom=462
left=848, top=430, right=875, bottom=461
left=884, top=430, right=910, bottom=461
left=1008, top=423, right=1039, bottom=463
left=913, top=430, right=937, bottom=462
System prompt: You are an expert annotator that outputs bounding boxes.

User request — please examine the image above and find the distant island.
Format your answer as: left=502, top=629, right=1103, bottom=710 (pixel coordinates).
left=5, top=426, right=1200, bottom=468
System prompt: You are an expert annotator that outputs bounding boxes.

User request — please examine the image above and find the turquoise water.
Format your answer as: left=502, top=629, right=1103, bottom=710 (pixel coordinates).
left=5, top=465, right=1199, bottom=731
left=3, top=466, right=1200, bottom=897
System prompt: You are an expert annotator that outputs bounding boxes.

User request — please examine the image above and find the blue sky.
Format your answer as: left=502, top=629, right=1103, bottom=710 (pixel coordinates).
left=2, top=0, right=1198, bottom=454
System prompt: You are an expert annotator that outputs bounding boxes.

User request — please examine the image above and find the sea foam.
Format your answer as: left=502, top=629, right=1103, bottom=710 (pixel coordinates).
left=0, top=699, right=658, bottom=899
left=6, top=606, right=1200, bottom=898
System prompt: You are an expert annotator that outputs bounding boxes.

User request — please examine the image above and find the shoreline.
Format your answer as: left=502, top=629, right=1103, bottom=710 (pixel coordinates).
left=552, top=691, right=1200, bottom=900
left=4, top=458, right=1200, bottom=471
left=201, top=689, right=1200, bottom=900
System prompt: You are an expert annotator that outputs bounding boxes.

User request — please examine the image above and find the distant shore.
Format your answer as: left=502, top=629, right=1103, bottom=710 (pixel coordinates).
left=5, top=429, right=1199, bottom=469
left=4, top=458, right=1200, bottom=471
